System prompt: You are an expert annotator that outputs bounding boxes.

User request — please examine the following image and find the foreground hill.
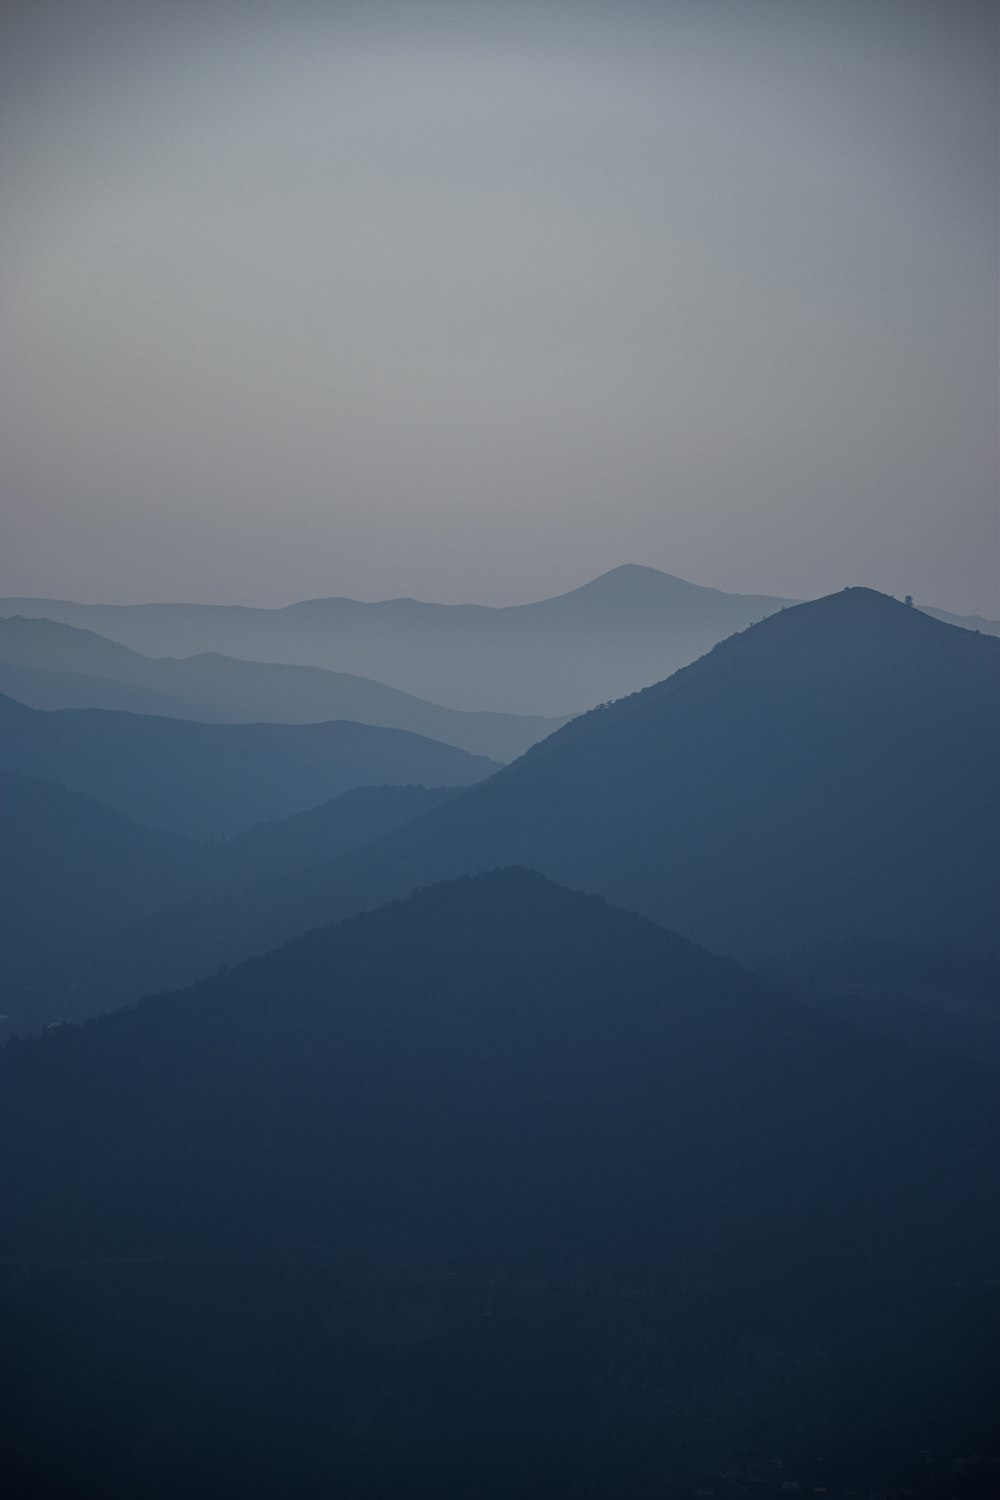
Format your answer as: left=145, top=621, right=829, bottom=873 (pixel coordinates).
left=3, top=566, right=994, bottom=717
left=1, top=870, right=996, bottom=1494
left=0, top=693, right=496, bottom=837
left=7, top=868, right=991, bottom=1271
left=0, top=616, right=561, bottom=760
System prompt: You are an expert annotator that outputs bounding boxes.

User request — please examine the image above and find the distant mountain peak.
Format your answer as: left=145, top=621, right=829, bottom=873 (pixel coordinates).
left=587, top=563, right=680, bottom=583
left=560, top=564, right=793, bottom=612
left=659, top=585, right=997, bottom=684
left=572, top=563, right=707, bottom=594
left=752, top=584, right=983, bottom=635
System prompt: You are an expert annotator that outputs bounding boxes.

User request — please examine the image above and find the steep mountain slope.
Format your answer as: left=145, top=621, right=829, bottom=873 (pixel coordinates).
left=1, top=871, right=995, bottom=1494
left=0, top=693, right=496, bottom=838
left=0, top=616, right=561, bottom=759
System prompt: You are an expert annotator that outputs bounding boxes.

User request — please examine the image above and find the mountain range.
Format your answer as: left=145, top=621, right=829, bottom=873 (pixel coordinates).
left=0, top=774, right=459, bottom=1030
left=2, top=573, right=998, bottom=1494
left=9, top=587, right=996, bottom=1044
left=0, top=692, right=494, bottom=838
left=2, top=868, right=996, bottom=1494
left=8, top=865, right=994, bottom=1273
left=9, top=564, right=994, bottom=718
left=0, top=566, right=790, bottom=714
left=0, top=615, right=562, bottom=761
left=298, top=588, right=996, bottom=958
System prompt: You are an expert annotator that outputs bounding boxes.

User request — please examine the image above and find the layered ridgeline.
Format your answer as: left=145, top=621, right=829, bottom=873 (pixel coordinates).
left=5, top=868, right=993, bottom=1274
left=3, top=566, right=994, bottom=717
left=2, top=871, right=996, bottom=1494
left=0, top=616, right=562, bottom=761
left=0, top=779, right=459, bottom=1035
left=0, top=692, right=496, bottom=838
left=0, top=772, right=210, bottom=971
left=19, top=588, right=997, bottom=1048
left=0, top=567, right=800, bottom=715
left=282, top=588, right=997, bottom=958
left=17, top=588, right=997, bottom=1035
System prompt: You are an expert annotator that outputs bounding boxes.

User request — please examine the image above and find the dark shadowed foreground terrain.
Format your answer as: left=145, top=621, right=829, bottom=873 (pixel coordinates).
left=1, top=587, right=997, bottom=1496
left=1, top=871, right=997, bottom=1495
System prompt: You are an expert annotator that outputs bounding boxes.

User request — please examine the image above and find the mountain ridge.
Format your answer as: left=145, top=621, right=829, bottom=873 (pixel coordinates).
left=4, top=865, right=995, bottom=1274
left=4, top=566, right=993, bottom=717
left=0, top=691, right=497, bottom=838
left=18, top=587, right=998, bottom=1035
left=0, top=776, right=462, bottom=1035
left=0, top=566, right=794, bottom=713
left=184, top=586, right=998, bottom=955
left=0, top=614, right=563, bottom=760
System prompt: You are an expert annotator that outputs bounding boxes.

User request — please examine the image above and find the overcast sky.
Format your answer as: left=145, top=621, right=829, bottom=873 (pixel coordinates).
left=1, top=0, right=996, bottom=612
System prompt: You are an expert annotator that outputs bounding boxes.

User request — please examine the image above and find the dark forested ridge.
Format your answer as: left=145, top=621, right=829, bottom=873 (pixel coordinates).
left=1, top=869, right=996, bottom=1493
left=5, top=868, right=993, bottom=1272
left=0, top=614, right=563, bottom=760
left=0, top=691, right=496, bottom=837
left=760, top=937, right=1000, bottom=1063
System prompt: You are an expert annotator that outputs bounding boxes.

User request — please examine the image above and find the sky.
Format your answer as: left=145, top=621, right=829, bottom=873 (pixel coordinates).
left=0, top=0, right=996, bottom=613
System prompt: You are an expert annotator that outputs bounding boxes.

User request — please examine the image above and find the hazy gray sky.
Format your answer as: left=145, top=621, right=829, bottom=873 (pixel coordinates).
left=1, top=0, right=996, bottom=612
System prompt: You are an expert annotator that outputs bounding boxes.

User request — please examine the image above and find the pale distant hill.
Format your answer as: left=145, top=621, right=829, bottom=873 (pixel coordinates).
left=0, top=615, right=562, bottom=761
left=2, top=566, right=993, bottom=715
left=0, top=566, right=798, bottom=714
left=919, top=604, right=1000, bottom=635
